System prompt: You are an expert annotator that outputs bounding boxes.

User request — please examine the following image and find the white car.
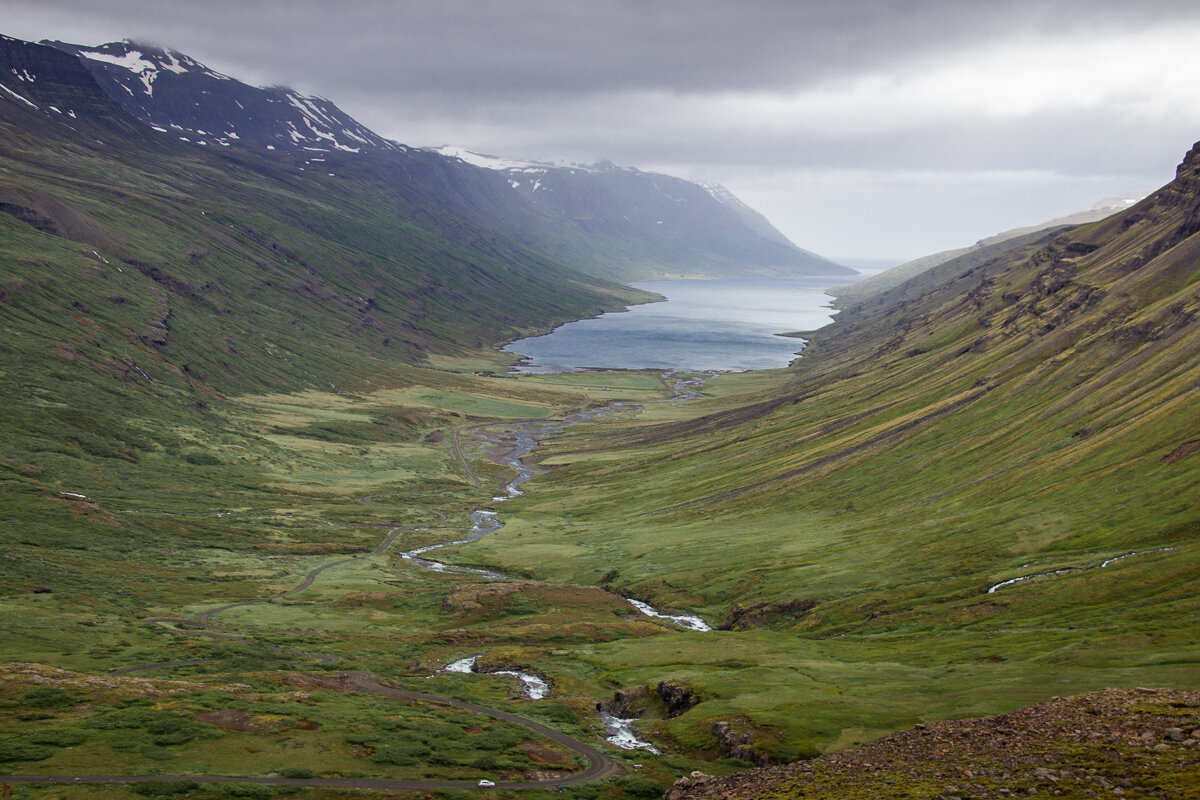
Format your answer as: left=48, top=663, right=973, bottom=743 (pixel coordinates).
left=477, top=780, right=496, bottom=788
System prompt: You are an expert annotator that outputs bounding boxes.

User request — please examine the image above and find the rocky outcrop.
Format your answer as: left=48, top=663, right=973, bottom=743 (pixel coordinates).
left=665, top=688, right=1200, bottom=800
left=656, top=680, right=700, bottom=717
left=711, top=720, right=772, bottom=766
left=601, top=680, right=701, bottom=720
left=663, top=771, right=713, bottom=800
left=718, top=598, right=817, bottom=630
left=605, top=685, right=653, bottom=718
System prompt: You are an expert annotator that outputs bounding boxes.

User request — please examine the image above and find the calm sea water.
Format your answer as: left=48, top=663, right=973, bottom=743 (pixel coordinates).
left=503, top=276, right=857, bottom=372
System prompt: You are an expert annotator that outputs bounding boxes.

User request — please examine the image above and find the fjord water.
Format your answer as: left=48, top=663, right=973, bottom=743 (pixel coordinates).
left=504, top=276, right=856, bottom=372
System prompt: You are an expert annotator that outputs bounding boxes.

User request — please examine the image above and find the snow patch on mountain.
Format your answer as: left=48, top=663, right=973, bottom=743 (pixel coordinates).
left=0, top=80, right=39, bottom=108
left=699, top=181, right=763, bottom=217
left=47, top=39, right=398, bottom=156
left=78, top=48, right=159, bottom=94
left=432, top=146, right=554, bottom=171
left=431, top=146, right=603, bottom=175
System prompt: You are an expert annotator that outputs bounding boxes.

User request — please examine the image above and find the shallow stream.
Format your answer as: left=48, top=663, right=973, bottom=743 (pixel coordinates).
left=400, top=374, right=713, bottom=632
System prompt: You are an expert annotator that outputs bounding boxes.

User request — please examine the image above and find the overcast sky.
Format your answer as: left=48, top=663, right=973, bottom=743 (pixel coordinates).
left=5, top=1, right=1200, bottom=263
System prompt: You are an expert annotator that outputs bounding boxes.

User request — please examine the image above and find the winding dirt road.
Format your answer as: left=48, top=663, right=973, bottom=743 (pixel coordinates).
left=452, top=424, right=483, bottom=487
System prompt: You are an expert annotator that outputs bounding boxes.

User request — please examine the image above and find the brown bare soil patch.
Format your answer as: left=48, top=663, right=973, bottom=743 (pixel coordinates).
left=0, top=663, right=250, bottom=702
left=338, top=591, right=405, bottom=609
left=281, top=671, right=355, bottom=692
left=1163, top=440, right=1200, bottom=464
left=519, top=741, right=575, bottom=766
left=442, top=583, right=523, bottom=613
left=945, top=600, right=1008, bottom=623
left=256, top=543, right=371, bottom=555
left=195, top=708, right=294, bottom=733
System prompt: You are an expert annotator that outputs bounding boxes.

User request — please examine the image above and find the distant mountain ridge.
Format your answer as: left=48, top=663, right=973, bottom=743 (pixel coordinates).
left=432, top=146, right=803, bottom=249
left=429, top=147, right=846, bottom=279
left=36, top=38, right=848, bottom=281
left=833, top=191, right=1147, bottom=303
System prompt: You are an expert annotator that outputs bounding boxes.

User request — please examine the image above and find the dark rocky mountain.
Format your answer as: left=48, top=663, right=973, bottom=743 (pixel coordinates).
left=0, top=34, right=159, bottom=141
left=0, top=34, right=649, bottom=389
left=46, top=39, right=398, bottom=155
left=38, top=38, right=848, bottom=281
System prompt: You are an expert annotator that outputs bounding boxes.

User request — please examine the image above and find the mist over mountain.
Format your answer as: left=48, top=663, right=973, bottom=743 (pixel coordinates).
left=32, top=37, right=849, bottom=282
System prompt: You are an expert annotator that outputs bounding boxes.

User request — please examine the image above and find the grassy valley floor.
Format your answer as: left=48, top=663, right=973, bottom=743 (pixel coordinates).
left=0, top=355, right=1196, bottom=799
left=0, top=366, right=741, bottom=799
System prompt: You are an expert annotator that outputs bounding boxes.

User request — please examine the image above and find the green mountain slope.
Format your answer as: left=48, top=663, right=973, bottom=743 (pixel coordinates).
left=0, top=38, right=654, bottom=670
left=833, top=194, right=1144, bottom=305
left=0, top=36, right=649, bottom=474
left=460, top=143, right=1200, bottom=755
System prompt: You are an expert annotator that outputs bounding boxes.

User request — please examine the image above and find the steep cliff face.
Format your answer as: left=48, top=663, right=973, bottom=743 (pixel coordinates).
left=0, top=34, right=155, bottom=138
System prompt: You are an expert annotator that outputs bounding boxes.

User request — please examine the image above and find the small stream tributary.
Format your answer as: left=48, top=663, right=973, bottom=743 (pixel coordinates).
left=436, top=656, right=658, bottom=752
left=436, top=655, right=551, bottom=701
left=405, top=373, right=712, bottom=754
left=399, top=373, right=714, bottom=633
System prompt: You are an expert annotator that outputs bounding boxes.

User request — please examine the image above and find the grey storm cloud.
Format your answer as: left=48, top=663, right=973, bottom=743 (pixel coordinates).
left=14, top=0, right=1193, bottom=95
left=5, top=0, right=1200, bottom=260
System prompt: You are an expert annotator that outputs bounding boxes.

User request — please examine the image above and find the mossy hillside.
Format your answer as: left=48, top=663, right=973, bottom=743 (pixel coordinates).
left=0, top=80, right=652, bottom=545
left=448, top=148, right=1200, bottom=753
left=461, top=150, right=1200, bottom=611
left=0, top=368, right=665, bottom=661
left=0, top=373, right=707, bottom=793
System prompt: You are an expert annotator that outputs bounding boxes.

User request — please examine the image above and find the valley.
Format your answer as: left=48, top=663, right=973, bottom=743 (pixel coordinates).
left=1, top=28, right=1198, bottom=800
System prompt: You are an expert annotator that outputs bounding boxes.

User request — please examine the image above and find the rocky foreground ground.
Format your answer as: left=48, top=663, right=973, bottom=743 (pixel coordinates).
left=665, top=688, right=1199, bottom=800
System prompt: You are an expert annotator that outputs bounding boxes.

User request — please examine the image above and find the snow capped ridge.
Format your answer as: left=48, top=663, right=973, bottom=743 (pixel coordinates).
left=1092, top=191, right=1148, bottom=211
left=63, top=39, right=233, bottom=96
left=430, top=146, right=630, bottom=176
left=431, top=147, right=652, bottom=197
left=431, top=146, right=557, bottom=171
left=698, top=180, right=736, bottom=203
left=698, top=181, right=760, bottom=214
left=45, top=39, right=404, bottom=157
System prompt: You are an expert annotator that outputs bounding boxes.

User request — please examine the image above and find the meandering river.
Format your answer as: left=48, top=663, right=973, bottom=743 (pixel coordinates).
left=402, top=376, right=714, bottom=635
